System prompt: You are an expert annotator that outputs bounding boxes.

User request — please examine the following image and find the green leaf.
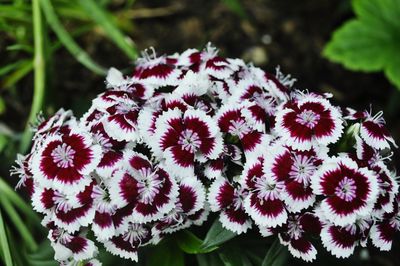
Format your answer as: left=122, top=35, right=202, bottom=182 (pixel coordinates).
left=147, top=240, right=184, bottom=266
left=218, top=246, right=253, bottom=266
left=0, top=209, right=13, bottom=266
left=78, top=0, right=138, bottom=60
left=201, top=219, right=237, bottom=249
left=323, top=20, right=390, bottom=72
left=176, top=230, right=218, bottom=254
left=197, top=253, right=224, bottom=266
left=261, top=238, right=289, bottom=266
left=324, top=0, right=400, bottom=90
left=26, top=239, right=57, bottom=266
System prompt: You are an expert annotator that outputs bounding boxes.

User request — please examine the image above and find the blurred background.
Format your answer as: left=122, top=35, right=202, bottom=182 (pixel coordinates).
left=0, top=0, right=399, bottom=265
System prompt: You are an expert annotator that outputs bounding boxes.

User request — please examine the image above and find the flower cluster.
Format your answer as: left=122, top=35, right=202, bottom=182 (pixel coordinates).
left=12, top=44, right=399, bottom=264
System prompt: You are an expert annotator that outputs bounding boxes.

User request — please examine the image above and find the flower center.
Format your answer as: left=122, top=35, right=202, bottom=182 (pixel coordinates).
left=123, top=223, right=148, bottom=245
left=289, top=154, right=316, bottom=186
left=253, top=92, right=275, bottom=115
left=335, top=176, right=357, bottom=202
left=136, top=168, right=164, bottom=204
left=53, top=191, right=74, bottom=212
left=295, top=110, right=320, bottom=129
left=94, top=132, right=112, bottom=149
left=229, top=119, right=251, bottom=137
left=178, top=129, right=201, bottom=153
left=287, top=216, right=303, bottom=240
left=51, top=143, right=75, bottom=168
left=253, top=175, right=284, bottom=201
left=115, top=97, right=139, bottom=115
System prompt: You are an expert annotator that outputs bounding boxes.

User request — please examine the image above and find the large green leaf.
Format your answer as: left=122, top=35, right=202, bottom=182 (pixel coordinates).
left=201, top=219, right=237, bottom=249
left=323, top=0, right=400, bottom=89
left=218, top=245, right=253, bottom=266
left=261, top=238, right=289, bottom=266
left=176, top=230, right=218, bottom=254
left=146, top=240, right=184, bottom=266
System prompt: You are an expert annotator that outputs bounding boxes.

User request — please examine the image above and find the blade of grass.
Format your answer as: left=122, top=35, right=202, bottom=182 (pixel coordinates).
left=78, top=0, right=138, bottom=60
left=40, top=0, right=107, bottom=75
left=0, top=209, right=13, bottom=266
left=0, top=195, right=38, bottom=252
left=19, top=0, right=46, bottom=153
left=0, top=178, right=41, bottom=226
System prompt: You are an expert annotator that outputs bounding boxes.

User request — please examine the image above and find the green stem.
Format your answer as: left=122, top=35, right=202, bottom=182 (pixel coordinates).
left=0, top=196, right=38, bottom=252
left=0, top=178, right=41, bottom=226
left=0, top=209, right=13, bottom=266
left=19, top=0, right=46, bottom=153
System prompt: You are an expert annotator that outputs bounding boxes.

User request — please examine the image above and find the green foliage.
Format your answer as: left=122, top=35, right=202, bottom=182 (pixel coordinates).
left=175, top=230, right=218, bottom=254
left=261, top=238, right=288, bottom=266
left=147, top=239, right=185, bottom=266
left=324, top=0, right=400, bottom=90
left=201, top=218, right=237, bottom=249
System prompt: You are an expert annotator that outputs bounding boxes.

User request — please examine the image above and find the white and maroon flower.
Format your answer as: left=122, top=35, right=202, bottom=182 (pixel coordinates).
left=264, top=143, right=326, bottom=212
left=90, top=185, right=118, bottom=241
left=31, top=130, right=101, bottom=193
left=104, top=222, right=154, bottom=261
left=208, top=177, right=252, bottom=234
left=311, top=156, right=379, bottom=226
left=133, top=48, right=181, bottom=87
left=320, top=217, right=372, bottom=258
left=11, top=153, right=35, bottom=197
left=33, top=182, right=96, bottom=233
left=241, top=157, right=287, bottom=227
left=94, top=91, right=143, bottom=143
left=370, top=164, right=399, bottom=217
left=89, top=123, right=125, bottom=179
left=155, top=177, right=206, bottom=234
left=49, top=229, right=98, bottom=262
left=34, top=108, right=74, bottom=137
left=262, top=213, right=322, bottom=262
left=360, top=111, right=397, bottom=150
left=203, top=144, right=242, bottom=180
left=106, top=68, right=154, bottom=100
left=151, top=108, right=223, bottom=177
left=215, top=103, right=271, bottom=158
left=274, top=96, right=343, bottom=151
left=200, top=43, right=239, bottom=79
left=231, top=79, right=278, bottom=132
left=109, top=151, right=178, bottom=223
left=370, top=195, right=400, bottom=251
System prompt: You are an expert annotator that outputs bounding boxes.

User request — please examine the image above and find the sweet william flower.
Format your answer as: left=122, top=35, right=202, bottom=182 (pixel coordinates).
left=151, top=108, right=223, bottom=177
left=311, top=156, right=379, bottom=226
left=208, top=177, right=252, bottom=234
left=274, top=95, right=344, bottom=151
left=31, top=128, right=102, bottom=194
left=13, top=45, right=399, bottom=264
